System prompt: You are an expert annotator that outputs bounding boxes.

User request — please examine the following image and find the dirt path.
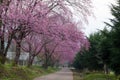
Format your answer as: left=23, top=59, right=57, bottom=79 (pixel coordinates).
left=34, top=68, right=73, bottom=80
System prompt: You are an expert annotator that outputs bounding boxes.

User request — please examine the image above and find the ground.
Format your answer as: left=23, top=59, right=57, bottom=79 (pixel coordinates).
left=34, top=68, right=73, bottom=80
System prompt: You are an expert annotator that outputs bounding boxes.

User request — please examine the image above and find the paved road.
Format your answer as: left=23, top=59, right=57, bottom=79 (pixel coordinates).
left=34, top=68, right=73, bottom=80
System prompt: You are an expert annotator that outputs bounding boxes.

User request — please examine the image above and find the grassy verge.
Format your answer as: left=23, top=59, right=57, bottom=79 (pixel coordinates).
left=84, top=72, right=117, bottom=80
left=72, top=69, right=117, bottom=80
left=72, top=69, right=84, bottom=80
left=0, top=64, right=59, bottom=80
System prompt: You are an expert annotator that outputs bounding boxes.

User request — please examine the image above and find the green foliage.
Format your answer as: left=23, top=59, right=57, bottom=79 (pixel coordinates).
left=73, top=52, right=84, bottom=70
left=73, top=32, right=105, bottom=71
left=104, top=0, right=120, bottom=75
left=84, top=73, right=116, bottom=80
left=72, top=70, right=117, bottom=80
left=73, top=0, right=120, bottom=76
left=110, top=48, right=120, bottom=75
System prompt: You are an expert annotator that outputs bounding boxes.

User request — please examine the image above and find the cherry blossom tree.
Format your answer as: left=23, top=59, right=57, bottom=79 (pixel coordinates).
left=0, top=0, right=92, bottom=65
left=2, top=0, right=34, bottom=65
left=22, top=13, right=89, bottom=68
left=22, top=32, right=51, bottom=67
left=2, top=0, right=50, bottom=65
left=0, top=0, right=12, bottom=64
left=41, top=22, right=89, bottom=68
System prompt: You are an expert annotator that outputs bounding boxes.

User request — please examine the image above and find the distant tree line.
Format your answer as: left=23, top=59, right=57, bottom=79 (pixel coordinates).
left=73, top=0, right=120, bottom=75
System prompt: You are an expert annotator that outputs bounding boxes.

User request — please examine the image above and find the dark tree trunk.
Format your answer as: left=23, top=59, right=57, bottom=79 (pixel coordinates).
left=1, top=35, right=13, bottom=64
left=44, top=60, right=48, bottom=69
left=49, top=57, right=54, bottom=67
left=43, top=53, right=50, bottom=69
left=0, top=53, right=6, bottom=64
left=104, top=63, right=109, bottom=74
left=1, top=36, right=4, bottom=55
left=13, top=41, right=21, bottom=66
left=27, top=54, right=35, bottom=67
left=0, top=25, right=5, bottom=64
left=0, top=0, right=12, bottom=64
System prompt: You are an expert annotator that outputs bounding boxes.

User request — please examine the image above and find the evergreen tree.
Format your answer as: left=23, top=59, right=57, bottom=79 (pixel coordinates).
left=106, top=0, right=120, bottom=75
left=73, top=33, right=104, bottom=71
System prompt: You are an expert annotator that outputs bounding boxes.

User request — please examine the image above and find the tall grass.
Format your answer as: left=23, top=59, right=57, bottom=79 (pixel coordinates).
left=0, top=63, right=59, bottom=80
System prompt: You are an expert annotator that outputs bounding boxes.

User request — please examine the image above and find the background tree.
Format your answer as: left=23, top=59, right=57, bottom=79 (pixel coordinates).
left=73, top=30, right=111, bottom=73
left=105, top=0, right=120, bottom=75
left=73, top=0, right=120, bottom=75
left=98, top=28, right=111, bottom=74
left=73, top=32, right=103, bottom=71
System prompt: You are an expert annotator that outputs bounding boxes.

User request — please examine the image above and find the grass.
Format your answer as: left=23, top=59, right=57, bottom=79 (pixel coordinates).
left=72, top=69, right=117, bottom=80
left=0, top=63, right=59, bottom=80
left=84, top=72, right=117, bottom=80
left=72, top=69, right=84, bottom=80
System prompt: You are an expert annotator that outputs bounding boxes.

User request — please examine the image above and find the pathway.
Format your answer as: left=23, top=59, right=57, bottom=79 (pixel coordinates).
left=34, top=68, right=73, bottom=80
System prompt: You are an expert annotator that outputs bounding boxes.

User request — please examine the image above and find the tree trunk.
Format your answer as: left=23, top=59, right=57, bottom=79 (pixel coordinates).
left=49, top=57, right=55, bottom=67
left=0, top=25, right=5, bottom=64
left=44, top=60, right=48, bottom=69
left=27, top=54, right=35, bottom=67
left=13, top=41, right=21, bottom=66
left=43, top=53, right=49, bottom=69
left=1, top=35, right=13, bottom=64
left=104, top=63, right=109, bottom=74
left=0, top=53, right=6, bottom=64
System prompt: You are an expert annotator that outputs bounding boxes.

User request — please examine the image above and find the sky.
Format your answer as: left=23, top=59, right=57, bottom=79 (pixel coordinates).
left=84, top=0, right=116, bottom=36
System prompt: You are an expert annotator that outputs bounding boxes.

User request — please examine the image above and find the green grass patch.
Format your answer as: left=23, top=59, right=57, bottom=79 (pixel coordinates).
left=72, top=69, right=118, bottom=80
left=84, top=73, right=116, bottom=80
left=72, top=69, right=84, bottom=80
left=0, top=63, right=59, bottom=80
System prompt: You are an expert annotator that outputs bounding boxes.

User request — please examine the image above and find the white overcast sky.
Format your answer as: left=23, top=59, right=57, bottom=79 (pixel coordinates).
left=83, top=0, right=116, bottom=36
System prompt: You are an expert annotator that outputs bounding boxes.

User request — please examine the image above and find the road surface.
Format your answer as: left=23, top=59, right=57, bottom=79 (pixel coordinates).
left=34, top=68, right=73, bottom=80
